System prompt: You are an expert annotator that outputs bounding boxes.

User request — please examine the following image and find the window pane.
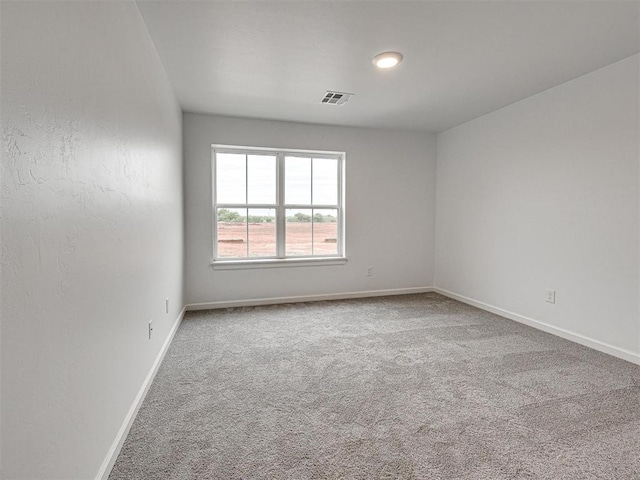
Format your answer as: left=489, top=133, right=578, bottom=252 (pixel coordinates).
left=216, top=153, right=246, bottom=204
left=286, top=208, right=312, bottom=256
left=247, top=155, right=276, bottom=204
left=313, top=209, right=338, bottom=255
left=312, top=158, right=338, bottom=205
left=216, top=207, right=247, bottom=258
left=248, top=208, right=276, bottom=257
left=285, top=157, right=311, bottom=204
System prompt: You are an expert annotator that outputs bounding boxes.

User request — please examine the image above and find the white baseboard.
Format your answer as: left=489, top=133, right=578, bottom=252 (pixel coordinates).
left=186, top=287, right=435, bottom=311
left=434, top=287, right=640, bottom=366
left=96, top=306, right=187, bottom=480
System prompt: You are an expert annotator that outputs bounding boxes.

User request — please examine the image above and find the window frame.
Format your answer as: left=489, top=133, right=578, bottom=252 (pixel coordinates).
left=211, top=144, right=346, bottom=269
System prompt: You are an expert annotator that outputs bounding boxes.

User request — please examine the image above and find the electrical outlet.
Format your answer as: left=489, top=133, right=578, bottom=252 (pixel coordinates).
left=165, top=298, right=169, bottom=314
left=546, top=289, right=556, bottom=304
left=148, top=319, right=153, bottom=339
left=367, top=266, right=374, bottom=277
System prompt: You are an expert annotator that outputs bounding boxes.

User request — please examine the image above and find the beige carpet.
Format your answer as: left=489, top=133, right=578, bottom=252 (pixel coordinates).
left=109, top=293, right=640, bottom=479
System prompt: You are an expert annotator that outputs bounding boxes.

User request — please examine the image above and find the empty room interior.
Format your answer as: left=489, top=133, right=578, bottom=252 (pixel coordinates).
left=2, top=1, right=640, bottom=479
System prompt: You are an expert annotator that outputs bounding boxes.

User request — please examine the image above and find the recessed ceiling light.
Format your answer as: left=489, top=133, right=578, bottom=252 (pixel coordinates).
left=372, top=51, right=403, bottom=69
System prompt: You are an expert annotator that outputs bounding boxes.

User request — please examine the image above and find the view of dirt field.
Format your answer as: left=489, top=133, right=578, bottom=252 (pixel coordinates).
left=217, top=222, right=337, bottom=257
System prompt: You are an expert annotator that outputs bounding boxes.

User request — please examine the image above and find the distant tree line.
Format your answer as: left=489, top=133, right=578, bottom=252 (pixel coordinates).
left=217, top=209, right=274, bottom=223
left=289, top=212, right=337, bottom=223
left=218, top=209, right=336, bottom=223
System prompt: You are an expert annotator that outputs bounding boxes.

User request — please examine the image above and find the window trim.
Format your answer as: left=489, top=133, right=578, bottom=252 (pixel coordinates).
left=211, top=144, right=346, bottom=267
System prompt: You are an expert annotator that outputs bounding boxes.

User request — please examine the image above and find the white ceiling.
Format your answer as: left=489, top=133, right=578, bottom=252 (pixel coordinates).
left=136, top=1, right=639, bottom=133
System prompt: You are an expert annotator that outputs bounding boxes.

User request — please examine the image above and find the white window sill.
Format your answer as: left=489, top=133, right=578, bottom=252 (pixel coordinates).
left=211, top=257, right=348, bottom=270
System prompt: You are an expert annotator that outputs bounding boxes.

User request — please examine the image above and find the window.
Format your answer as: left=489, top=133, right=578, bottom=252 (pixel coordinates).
left=212, top=145, right=345, bottom=267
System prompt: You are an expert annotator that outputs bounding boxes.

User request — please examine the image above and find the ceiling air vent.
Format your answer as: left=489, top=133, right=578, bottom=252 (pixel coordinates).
left=321, top=91, right=353, bottom=106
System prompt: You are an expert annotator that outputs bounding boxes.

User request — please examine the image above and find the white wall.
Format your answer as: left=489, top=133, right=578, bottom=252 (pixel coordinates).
left=435, top=55, right=639, bottom=356
left=184, top=114, right=436, bottom=305
left=1, top=2, right=184, bottom=479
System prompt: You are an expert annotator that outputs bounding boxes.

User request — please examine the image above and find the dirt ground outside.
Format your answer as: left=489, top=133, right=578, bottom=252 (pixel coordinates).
left=217, top=222, right=338, bottom=258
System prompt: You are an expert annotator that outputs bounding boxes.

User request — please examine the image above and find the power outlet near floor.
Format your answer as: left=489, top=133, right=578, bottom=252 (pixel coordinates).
left=546, top=289, right=556, bottom=304
left=148, top=319, right=154, bottom=339
left=165, top=297, right=169, bottom=314
left=367, top=266, right=374, bottom=277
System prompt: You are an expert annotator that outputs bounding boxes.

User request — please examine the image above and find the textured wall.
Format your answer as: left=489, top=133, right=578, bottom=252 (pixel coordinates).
left=435, top=55, right=639, bottom=354
left=1, top=2, right=184, bottom=478
left=183, top=114, right=437, bottom=305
